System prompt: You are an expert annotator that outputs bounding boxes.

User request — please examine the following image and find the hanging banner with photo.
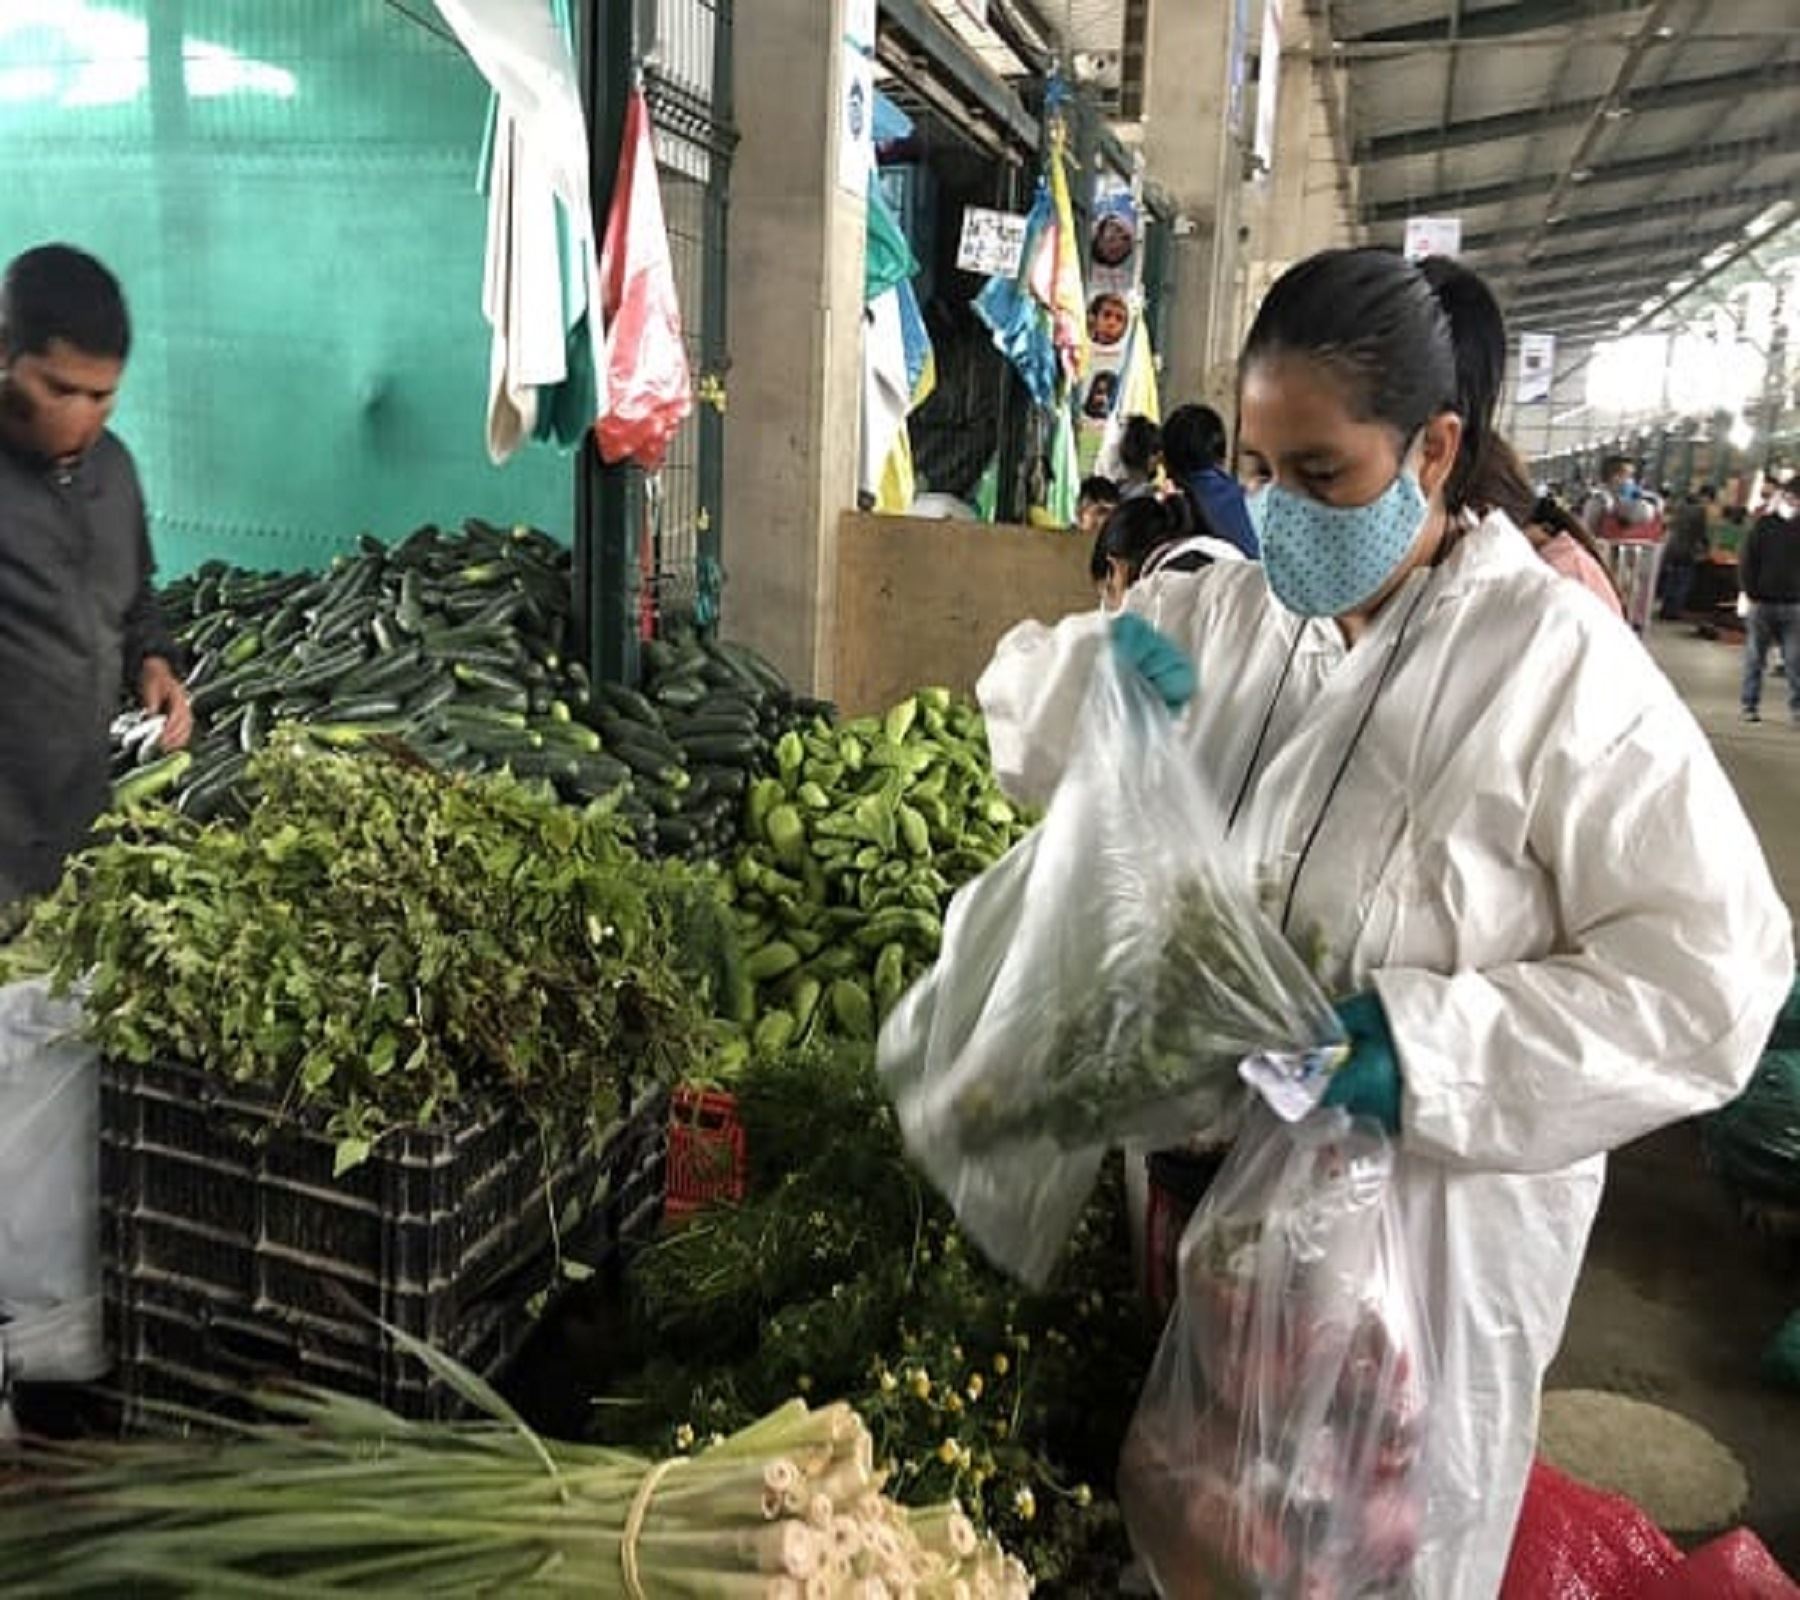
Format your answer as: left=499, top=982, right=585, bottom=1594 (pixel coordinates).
left=1517, top=331, right=1556, bottom=404
left=1078, top=173, right=1156, bottom=474
left=1403, top=215, right=1462, bottom=262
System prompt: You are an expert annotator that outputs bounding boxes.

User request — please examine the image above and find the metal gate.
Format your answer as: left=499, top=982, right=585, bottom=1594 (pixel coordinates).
left=577, top=0, right=735, bottom=687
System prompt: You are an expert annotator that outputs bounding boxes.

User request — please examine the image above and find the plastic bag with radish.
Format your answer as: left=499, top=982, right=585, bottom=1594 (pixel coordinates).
left=1120, top=1106, right=1440, bottom=1599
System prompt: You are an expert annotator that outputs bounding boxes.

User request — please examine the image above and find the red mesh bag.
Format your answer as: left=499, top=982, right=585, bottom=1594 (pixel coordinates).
left=1499, top=1461, right=1680, bottom=1600
left=1640, top=1531, right=1800, bottom=1600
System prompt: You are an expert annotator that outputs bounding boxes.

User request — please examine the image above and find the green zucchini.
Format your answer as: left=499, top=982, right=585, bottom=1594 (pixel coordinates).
left=111, top=750, right=192, bottom=809
left=678, top=732, right=763, bottom=765
left=593, top=682, right=660, bottom=725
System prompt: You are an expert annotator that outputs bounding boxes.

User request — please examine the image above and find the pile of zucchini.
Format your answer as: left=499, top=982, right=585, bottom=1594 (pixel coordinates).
left=122, top=523, right=831, bottom=862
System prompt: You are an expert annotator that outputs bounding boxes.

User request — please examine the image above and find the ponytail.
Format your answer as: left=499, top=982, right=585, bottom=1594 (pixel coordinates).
left=1101, top=490, right=1196, bottom=583
left=1416, top=256, right=1508, bottom=516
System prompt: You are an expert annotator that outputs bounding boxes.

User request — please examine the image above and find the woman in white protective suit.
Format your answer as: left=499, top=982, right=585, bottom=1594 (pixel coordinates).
left=976, top=248, right=1794, bottom=1596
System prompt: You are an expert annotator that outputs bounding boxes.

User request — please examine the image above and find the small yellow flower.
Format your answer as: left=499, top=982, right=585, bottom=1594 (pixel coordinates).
left=937, top=1439, right=959, bottom=1465
left=993, top=1418, right=1011, bottom=1440
left=797, top=1374, right=813, bottom=1394
left=966, top=1374, right=985, bottom=1402
left=946, top=1392, right=965, bottom=1416
left=909, top=1369, right=932, bottom=1401
left=992, top=1353, right=1011, bottom=1377
left=1013, top=1487, right=1037, bottom=1522
left=950, top=1344, right=964, bottom=1363
left=1074, top=1484, right=1093, bottom=1508
left=957, top=1443, right=974, bottom=1470
left=879, top=1368, right=899, bottom=1394
left=674, top=1423, right=696, bottom=1451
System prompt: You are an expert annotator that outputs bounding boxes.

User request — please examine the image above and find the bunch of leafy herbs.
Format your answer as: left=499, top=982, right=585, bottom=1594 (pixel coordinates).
left=9, top=739, right=723, bottom=1171
left=605, top=1040, right=1161, bottom=1593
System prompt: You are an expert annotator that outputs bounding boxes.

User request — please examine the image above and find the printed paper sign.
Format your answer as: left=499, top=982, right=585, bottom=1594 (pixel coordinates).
left=956, top=206, right=1028, bottom=277
left=1517, top=332, right=1556, bottom=404
left=1403, top=215, right=1462, bottom=262
left=837, top=43, right=874, bottom=196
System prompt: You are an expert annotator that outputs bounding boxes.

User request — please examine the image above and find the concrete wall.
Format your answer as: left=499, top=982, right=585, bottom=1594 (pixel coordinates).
left=721, top=0, right=866, bottom=697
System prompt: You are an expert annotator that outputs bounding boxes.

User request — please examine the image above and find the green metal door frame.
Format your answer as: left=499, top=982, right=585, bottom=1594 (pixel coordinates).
left=574, top=0, right=735, bottom=689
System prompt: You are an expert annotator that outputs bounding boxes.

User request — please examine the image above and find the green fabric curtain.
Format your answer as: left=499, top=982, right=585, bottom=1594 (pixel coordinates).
left=0, top=1, right=569, bottom=576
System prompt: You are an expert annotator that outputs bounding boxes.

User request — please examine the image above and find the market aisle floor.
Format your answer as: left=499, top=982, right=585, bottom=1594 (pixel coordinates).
left=1547, top=621, right=1800, bottom=1572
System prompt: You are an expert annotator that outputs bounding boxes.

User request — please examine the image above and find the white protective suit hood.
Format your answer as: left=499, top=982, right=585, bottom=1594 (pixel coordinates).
left=978, top=511, right=1793, bottom=1596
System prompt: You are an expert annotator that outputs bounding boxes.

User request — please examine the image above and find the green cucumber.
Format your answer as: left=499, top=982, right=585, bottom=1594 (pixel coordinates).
left=678, top=732, right=763, bottom=765
left=594, top=682, right=660, bottom=725
left=111, top=750, right=192, bottom=809
left=440, top=704, right=530, bottom=732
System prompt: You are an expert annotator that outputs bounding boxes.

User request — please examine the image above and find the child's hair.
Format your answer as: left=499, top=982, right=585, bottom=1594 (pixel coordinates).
left=1118, top=415, right=1162, bottom=476
left=1100, top=491, right=1196, bottom=583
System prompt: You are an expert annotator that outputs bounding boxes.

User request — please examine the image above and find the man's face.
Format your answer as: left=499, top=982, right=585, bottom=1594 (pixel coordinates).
left=1078, top=497, right=1112, bottom=539
left=0, top=337, right=123, bottom=462
left=1610, top=464, right=1634, bottom=491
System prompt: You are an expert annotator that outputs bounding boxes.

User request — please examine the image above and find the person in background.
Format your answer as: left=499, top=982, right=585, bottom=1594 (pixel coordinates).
left=1092, top=491, right=1244, bottom=610
left=1659, top=485, right=1713, bottom=621
left=1115, top=414, right=1163, bottom=497
left=978, top=246, right=1789, bottom=1595
left=1528, top=494, right=1626, bottom=619
left=1077, top=475, right=1119, bottom=543
left=0, top=244, right=188, bottom=922
left=1739, top=478, right=1800, bottom=726
left=1162, top=402, right=1260, bottom=559
left=1581, top=453, right=1653, bottom=536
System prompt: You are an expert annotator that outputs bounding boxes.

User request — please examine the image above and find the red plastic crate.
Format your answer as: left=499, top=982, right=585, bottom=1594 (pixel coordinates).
left=665, top=1088, right=746, bottom=1220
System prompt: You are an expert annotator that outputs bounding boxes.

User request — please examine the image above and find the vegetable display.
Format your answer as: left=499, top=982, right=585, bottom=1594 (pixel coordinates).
left=715, top=690, right=1034, bottom=1071
left=0, top=1337, right=1034, bottom=1598
left=124, top=524, right=822, bottom=863
left=11, top=741, right=725, bottom=1169
left=602, top=1041, right=1159, bottom=1593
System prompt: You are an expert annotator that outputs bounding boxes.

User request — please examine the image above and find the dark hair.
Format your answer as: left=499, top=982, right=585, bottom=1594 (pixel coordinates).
left=1100, top=492, right=1195, bottom=583
left=1119, top=415, right=1162, bottom=475
left=1480, top=435, right=1537, bottom=528
left=1240, top=246, right=1508, bottom=517
left=0, top=245, right=131, bottom=361
left=1079, top=475, right=1120, bottom=509
left=1600, top=453, right=1634, bottom=481
left=1529, top=493, right=1625, bottom=604
left=1162, top=403, right=1230, bottom=475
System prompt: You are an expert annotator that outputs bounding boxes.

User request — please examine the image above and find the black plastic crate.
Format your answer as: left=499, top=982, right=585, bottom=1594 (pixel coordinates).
left=101, top=1058, right=664, bottom=1423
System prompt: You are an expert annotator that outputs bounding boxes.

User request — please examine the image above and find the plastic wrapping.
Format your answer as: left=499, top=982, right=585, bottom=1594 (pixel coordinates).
left=879, top=653, right=1342, bottom=1286
left=0, top=978, right=106, bottom=1384
left=593, top=89, right=692, bottom=472
left=1119, top=1108, right=1443, bottom=1599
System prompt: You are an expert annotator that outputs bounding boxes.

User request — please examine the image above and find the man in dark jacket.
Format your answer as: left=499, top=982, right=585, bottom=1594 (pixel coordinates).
left=0, top=245, right=188, bottom=911
left=1658, top=485, right=1712, bottom=620
left=1739, top=479, right=1800, bottom=725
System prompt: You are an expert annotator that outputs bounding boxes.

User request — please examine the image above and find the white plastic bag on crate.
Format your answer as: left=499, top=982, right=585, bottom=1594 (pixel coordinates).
left=1120, top=1106, right=1468, bottom=1599
left=878, top=651, right=1343, bottom=1287
left=0, top=978, right=106, bottom=1383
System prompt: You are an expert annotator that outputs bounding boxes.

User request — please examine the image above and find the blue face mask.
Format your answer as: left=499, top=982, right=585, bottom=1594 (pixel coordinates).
left=1247, top=465, right=1430, bottom=619
left=1618, top=479, right=1640, bottom=502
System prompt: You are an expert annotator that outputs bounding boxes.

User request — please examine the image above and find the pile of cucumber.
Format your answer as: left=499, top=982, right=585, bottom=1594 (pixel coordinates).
left=122, top=523, right=830, bottom=862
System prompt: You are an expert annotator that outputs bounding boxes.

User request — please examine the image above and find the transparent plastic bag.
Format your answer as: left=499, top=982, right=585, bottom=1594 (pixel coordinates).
left=0, top=978, right=98, bottom=1318
left=879, top=651, right=1342, bottom=1286
left=1120, top=1107, right=1439, bottom=1600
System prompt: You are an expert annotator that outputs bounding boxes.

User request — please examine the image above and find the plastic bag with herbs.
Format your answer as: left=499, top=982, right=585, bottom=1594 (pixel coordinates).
left=877, top=649, right=1343, bottom=1287
left=1120, top=1107, right=1447, bottom=1599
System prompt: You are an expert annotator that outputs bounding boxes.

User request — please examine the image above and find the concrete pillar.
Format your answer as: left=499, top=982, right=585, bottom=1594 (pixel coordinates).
left=1141, top=0, right=1247, bottom=411
left=722, top=0, right=867, bottom=695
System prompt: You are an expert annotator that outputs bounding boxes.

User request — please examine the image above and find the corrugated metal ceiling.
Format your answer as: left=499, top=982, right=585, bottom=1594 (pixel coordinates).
left=1334, top=0, right=1800, bottom=339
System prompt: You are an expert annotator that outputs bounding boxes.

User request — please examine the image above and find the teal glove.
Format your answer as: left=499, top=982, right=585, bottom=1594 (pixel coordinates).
left=1110, top=614, right=1196, bottom=712
left=1323, top=990, right=1402, bottom=1134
